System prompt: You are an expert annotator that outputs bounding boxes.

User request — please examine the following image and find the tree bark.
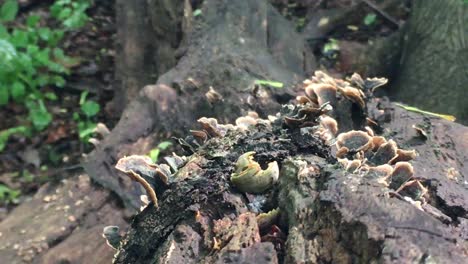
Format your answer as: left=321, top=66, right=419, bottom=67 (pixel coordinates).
left=84, top=0, right=314, bottom=210
left=113, top=94, right=468, bottom=263
left=390, top=0, right=468, bottom=124
left=113, top=0, right=185, bottom=111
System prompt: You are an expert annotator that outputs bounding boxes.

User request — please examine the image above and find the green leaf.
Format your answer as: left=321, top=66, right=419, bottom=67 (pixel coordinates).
left=148, top=148, right=161, bottom=163
left=0, top=24, right=8, bottom=38
left=58, top=7, right=72, bottom=20
left=0, top=126, right=28, bottom=152
left=363, top=13, right=377, bottom=26
left=0, top=39, right=17, bottom=70
left=36, top=75, right=49, bottom=86
left=26, top=15, right=41, bottom=27
left=52, top=75, right=65, bottom=87
left=78, top=122, right=96, bottom=139
left=11, top=81, right=25, bottom=101
left=10, top=29, right=30, bottom=48
left=193, top=9, right=202, bottom=17
left=79, top=91, right=88, bottom=105
left=0, top=86, right=9, bottom=105
left=395, top=103, right=456, bottom=122
left=50, top=4, right=61, bottom=18
left=0, top=184, right=21, bottom=203
left=38, top=28, right=52, bottom=41
left=63, top=11, right=88, bottom=29
left=81, top=100, right=100, bottom=117
left=157, top=141, right=172, bottom=150
left=27, top=99, right=52, bottom=131
left=0, top=0, right=19, bottom=22
left=35, top=48, right=51, bottom=65
left=254, top=79, right=284, bottom=88
left=323, top=38, right=339, bottom=53
left=44, top=92, right=58, bottom=101
left=30, top=109, right=52, bottom=130
left=48, top=29, right=64, bottom=46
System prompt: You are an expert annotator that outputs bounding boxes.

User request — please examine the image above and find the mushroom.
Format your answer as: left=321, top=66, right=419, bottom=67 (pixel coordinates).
left=371, top=136, right=387, bottom=152
left=205, top=86, right=223, bottom=104
left=231, top=152, right=279, bottom=194
left=336, top=130, right=373, bottom=152
left=389, top=149, right=417, bottom=164
left=115, top=155, right=168, bottom=207
left=337, top=86, right=366, bottom=109
left=307, top=83, right=337, bottom=107
left=389, top=162, right=414, bottom=190
left=102, top=226, right=122, bottom=250
left=235, top=115, right=258, bottom=130
left=364, top=164, right=393, bottom=184
left=190, top=130, right=208, bottom=144
left=396, top=180, right=428, bottom=201
left=198, top=117, right=223, bottom=137
left=369, top=140, right=398, bottom=165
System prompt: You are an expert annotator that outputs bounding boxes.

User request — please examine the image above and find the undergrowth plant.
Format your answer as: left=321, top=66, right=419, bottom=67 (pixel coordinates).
left=74, top=91, right=100, bottom=142
left=0, top=0, right=91, bottom=203
left=0, top=0, right=91, bottom=154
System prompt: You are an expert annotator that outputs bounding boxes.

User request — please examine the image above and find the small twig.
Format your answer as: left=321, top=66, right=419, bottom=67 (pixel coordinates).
left=361, top=0, right=400, bottom=28
left=390, top=225, right=457, bottom=243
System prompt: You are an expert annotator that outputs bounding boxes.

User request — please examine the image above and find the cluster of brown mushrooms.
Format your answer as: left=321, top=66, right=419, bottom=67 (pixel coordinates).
left=115, top=113, right=277, bottom=209
left=114, top=71, right=426, bottom=213
left=298, top=71, right=426, bottom=208
left=335, top=129, right=427, bottom=206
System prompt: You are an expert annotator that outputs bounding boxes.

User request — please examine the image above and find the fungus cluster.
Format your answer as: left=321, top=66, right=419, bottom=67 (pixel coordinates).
left=295, top=72, right=426, bottom=208
left=115, top=153, right=186, bottom=208
left=335, top=129, right=426, bottom=206
left=112, top=71, right=425, bottom=241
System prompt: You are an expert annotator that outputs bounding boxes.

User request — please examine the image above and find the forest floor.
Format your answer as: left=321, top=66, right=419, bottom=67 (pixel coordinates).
left=0, top=0, right=117, bottom=219
left=0, top=0, right=410, bottom=220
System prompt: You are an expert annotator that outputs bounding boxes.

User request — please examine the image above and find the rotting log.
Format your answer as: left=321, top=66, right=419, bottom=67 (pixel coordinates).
left=112, top=72, right=468, bottom=263
left=85, top=0, right=315, bottom=211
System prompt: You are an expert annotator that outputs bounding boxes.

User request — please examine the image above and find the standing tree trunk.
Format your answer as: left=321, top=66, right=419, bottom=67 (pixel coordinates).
left=113, top=0, right=185, bottom=111
left=391, top=0, right=468, bottom=124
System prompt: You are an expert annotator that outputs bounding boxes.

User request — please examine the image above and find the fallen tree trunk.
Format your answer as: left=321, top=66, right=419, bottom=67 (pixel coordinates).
left=112, top=71, right=468, bottom=263
left=84, top=0, right=314, bottom=210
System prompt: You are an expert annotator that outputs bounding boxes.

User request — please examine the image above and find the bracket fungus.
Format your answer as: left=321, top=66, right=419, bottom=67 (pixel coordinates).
left=334, top=125, right=427, bottom=207
left=336, top=130, right=373, bottom=153
left=348, top=72, right=388, bottom=93
left=302, top=71, right=377, bottom=112
left=231, top=152, right=279, bottom=194
left=115, top=154, right=187, bottom=208
left=102, top=226, right=122, bottom=250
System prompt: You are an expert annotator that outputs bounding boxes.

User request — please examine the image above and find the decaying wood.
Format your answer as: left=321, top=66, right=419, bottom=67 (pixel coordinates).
left=113, top=72, right=468, bottom=263
left=84, top=0, right=314, bottom=210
